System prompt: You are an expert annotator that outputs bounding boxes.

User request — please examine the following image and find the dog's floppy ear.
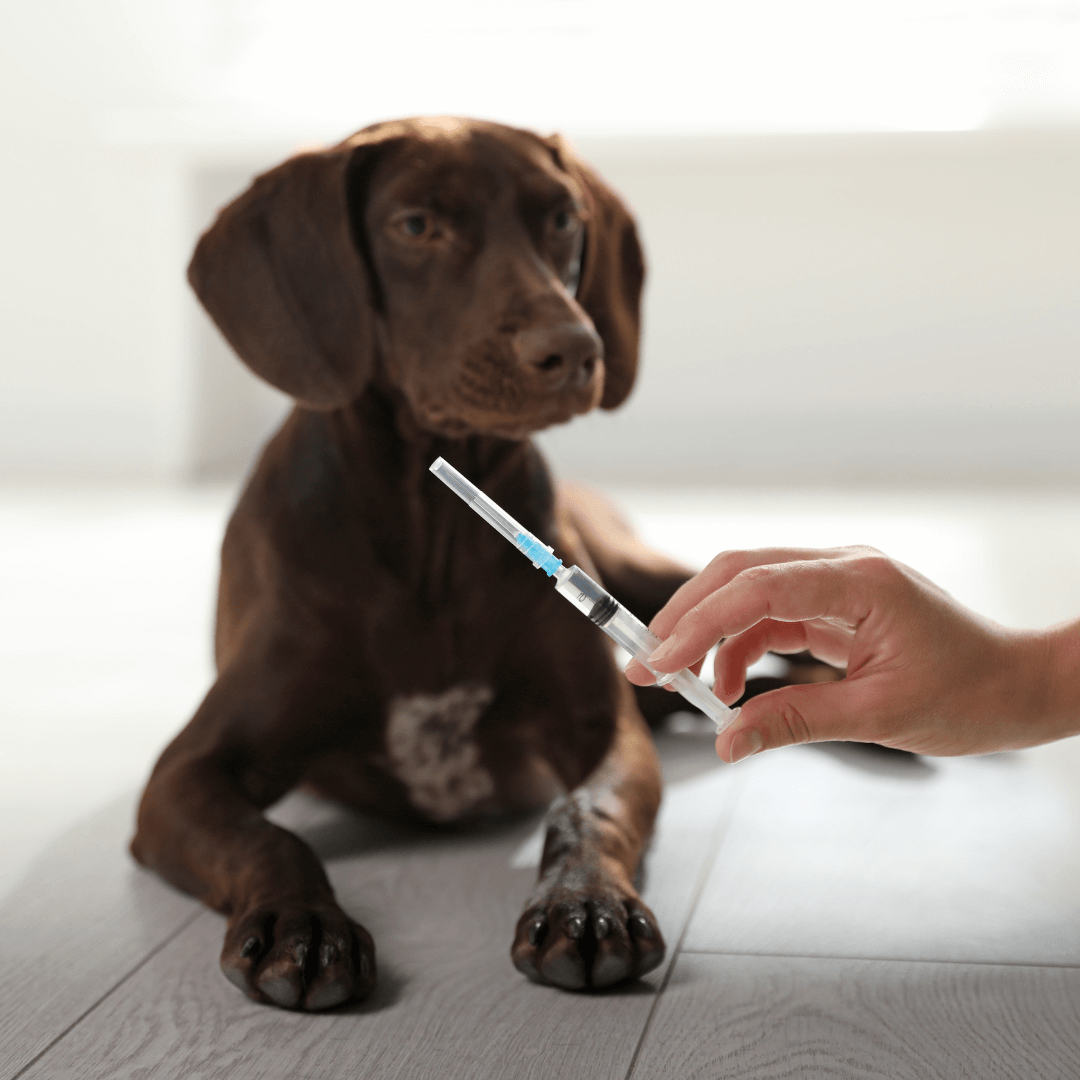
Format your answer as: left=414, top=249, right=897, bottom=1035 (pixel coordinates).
left=547, top=135, right=645, bottom=410
left=188, top=131, right=391, bottom=410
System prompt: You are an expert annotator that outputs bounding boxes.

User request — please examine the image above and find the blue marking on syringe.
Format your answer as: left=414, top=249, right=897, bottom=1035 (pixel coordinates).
left=515, top=533, right=562, bottom=576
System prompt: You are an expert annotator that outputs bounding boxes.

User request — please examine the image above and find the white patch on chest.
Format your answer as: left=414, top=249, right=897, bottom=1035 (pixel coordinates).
left=385, top=683, right=497, bottom=822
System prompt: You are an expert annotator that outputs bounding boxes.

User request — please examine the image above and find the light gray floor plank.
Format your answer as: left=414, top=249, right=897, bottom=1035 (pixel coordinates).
left=684, top=742, right=1080, bottom=965
left=0, top=796, right=200, bottom=1080
left=16, top=733, right=736, bottom=1080
left=630, top=952, right=1080, bottom=1079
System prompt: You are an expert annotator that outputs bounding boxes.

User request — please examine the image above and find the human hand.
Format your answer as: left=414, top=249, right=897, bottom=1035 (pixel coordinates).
left=624, top=546, right=1080, bottom=762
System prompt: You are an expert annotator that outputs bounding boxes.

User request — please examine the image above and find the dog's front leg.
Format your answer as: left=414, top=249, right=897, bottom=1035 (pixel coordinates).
left=131, top=660, right=376, bottom=1011
left=511, top=681, right=665, bottom=990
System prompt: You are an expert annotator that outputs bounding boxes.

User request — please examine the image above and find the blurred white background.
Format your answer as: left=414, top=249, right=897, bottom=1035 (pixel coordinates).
left=2, top=1, right=1080, bottom=895
left=2, top=0, right=1079, bottom=481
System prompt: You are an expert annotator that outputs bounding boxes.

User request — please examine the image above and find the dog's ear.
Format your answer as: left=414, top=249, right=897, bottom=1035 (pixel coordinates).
left=547, top=135, right=645, bottom=410
left=188, top=131, right=392, bottom=410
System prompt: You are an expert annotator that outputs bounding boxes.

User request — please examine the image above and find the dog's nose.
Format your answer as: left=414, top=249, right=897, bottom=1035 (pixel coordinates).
left=516, top=323, right=603, bottom=389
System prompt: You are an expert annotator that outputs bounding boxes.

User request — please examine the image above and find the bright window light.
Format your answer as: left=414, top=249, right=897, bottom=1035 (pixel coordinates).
left=181, top=0, right=1080, bottom=133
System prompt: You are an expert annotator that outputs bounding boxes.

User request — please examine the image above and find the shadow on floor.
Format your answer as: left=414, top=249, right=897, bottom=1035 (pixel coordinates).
left=810, top=741, right=937, bottom=780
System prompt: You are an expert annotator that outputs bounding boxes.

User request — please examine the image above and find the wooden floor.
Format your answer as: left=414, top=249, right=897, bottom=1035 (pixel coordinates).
left=3, top=729, right=1080, bottom=1080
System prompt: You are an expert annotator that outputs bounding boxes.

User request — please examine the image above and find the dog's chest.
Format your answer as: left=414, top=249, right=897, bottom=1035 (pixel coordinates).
left=384, top=682, right=497, bottom=822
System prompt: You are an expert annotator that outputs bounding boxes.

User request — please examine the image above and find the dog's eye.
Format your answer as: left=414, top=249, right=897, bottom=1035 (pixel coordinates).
left=400, top=214, right=430, bottom=238
left=552, top=209, right=578, bottom=233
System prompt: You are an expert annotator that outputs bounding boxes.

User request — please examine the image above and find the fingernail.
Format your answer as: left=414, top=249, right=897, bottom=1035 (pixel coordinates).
left=648, top=632, right=678, bottom=666
left=728, top=728, right=763, bottom=763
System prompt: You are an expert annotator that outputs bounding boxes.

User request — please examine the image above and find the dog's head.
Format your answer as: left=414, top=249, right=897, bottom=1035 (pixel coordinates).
left=188, top=117, right=644, bottom=438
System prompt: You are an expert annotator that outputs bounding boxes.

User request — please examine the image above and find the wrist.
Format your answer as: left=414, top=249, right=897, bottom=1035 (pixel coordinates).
left=999, top=620, right=1080, bottom=748
left=1039, top=619, right=1080, bottom=740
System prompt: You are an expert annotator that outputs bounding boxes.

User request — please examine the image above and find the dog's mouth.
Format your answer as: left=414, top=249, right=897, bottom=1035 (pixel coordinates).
left=404, top=357, right=605, bottom=440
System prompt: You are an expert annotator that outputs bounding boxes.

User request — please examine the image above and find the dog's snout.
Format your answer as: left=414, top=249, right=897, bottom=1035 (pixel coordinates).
left=517, top=323, right=603, bottom=388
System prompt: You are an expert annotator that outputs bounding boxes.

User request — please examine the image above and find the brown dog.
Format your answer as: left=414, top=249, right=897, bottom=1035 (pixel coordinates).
left=131, top=117, right=699, bottom=1011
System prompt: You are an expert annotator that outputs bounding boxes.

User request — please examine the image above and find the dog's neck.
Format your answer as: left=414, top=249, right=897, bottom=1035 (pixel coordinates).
left=329, top=383, right=552, bottom=594
left=339, top=380, right=531, bottom=489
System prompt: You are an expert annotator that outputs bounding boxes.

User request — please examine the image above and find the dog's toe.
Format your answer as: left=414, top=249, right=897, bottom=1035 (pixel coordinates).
left=304, top=972, right=354, bottom=1012
left=221, top=902, right=375, bottom=1010
left=512, top=890, right=665, bottom=992
left=538, top=938, right=589, bottom=990
left=221, top=914, right=272, bottom=1002
left=257, top=964, right=304, bottom=1008
left=628, top=910, right=664, bottom=975
left=591, top=949, right=633, bottom=989
left=304, top=920, right=376, bottom=1011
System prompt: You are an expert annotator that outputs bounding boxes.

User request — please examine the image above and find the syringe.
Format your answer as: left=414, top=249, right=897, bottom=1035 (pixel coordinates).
left=429, top=457, right=739, bottom=733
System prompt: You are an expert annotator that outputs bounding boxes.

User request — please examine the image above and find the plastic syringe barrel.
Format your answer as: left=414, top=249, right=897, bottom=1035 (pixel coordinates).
left=429, top=457, right=525, bottom=547
left=553, top=564, right=739, bottom=733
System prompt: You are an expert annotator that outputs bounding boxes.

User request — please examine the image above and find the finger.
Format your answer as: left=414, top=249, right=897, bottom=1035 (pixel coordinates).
left=649, top=547, right=861, bottom=640
left=712, top=620, right=855, bottom=701
left=649, top=558, right=872, bottom=673
left=715, top=680, right=863, bottom=763
left=623, top=658, right=654, bottom=685
left=623, top=654, right=707, bottom=688
left=712, top=620, right=809, bottom=702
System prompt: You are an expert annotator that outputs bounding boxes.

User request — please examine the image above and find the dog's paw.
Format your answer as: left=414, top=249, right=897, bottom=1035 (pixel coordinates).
left=220, top=901, right=376, bottom=1010
left=511, top=880, right=664, bottom=991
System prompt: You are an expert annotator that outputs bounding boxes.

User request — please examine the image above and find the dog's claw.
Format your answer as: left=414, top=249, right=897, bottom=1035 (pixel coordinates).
left=595, top=914, right=611, bottom=940
left=629, top=913, right=654, bottom=939
left=320, top=942, right=338, bottom=967
left=527, top=917, right=547, bottom=946
left=566, top=915, right=585, bottom=940
left=239, top=936, right=260, bottom=959
left=294, top=942, right=308, bottom=969
left=359, top=952, right=372, bottom=980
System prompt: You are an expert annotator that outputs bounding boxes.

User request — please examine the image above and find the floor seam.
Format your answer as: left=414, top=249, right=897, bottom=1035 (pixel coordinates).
left=8, top=908, right=204, bottom=1080
left=623, top=771, right=748, bottom=1080
left=677, top=947, right=1080, bottom=971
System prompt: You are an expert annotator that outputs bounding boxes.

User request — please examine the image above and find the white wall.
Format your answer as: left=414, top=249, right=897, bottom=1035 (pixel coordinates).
left=0, top=1, right=197, bottom=479
left=540, top=130, right=1080, bottom=482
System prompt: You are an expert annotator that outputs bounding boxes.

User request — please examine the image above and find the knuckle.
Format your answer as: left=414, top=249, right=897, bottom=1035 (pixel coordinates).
left=773, top=697, right=813, bottom=747
left=848, top=549, right=894, bottom=579
left=736, top=564, right=775, bottom=595
left=738, top=564, right=772, bottom=583
left=735, top=565, right=776, bottom=614
left=707, top=549, right=745, bottom=578
left=840, top=544, right=883, bottom=559
left=828, top=551, right=898, bottom=597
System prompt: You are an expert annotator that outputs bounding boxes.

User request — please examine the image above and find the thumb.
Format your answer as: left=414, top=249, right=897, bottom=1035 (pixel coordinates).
left=716, top=680, right=861, bottom=763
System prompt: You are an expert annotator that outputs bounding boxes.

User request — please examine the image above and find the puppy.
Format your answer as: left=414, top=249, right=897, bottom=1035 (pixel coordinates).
left=131, top=117, right=696, bottom=1010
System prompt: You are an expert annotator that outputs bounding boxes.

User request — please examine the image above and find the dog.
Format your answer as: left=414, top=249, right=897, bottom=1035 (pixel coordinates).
left=131, top=116, right=713, bottom=1011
